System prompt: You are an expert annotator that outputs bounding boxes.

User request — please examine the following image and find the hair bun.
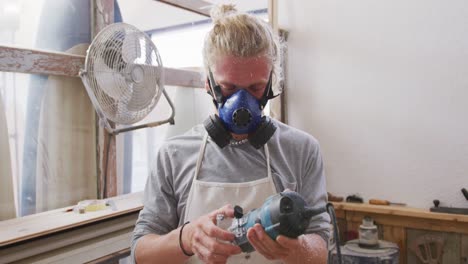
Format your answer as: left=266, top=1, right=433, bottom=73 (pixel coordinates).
left=210, top=4, right=237, bottom=22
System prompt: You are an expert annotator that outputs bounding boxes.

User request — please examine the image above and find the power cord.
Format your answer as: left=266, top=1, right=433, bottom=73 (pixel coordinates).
left=326, top=203, right=342, bottom=264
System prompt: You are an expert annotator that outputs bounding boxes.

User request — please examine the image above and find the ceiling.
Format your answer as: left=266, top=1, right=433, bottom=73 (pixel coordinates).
left=117, top=0, right=268, bottom=31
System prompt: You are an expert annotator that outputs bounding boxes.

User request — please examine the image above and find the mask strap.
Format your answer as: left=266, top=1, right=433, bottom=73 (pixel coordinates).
left=259, top=71, right=279, bottom=109
left=208, top=69, right=279, bottom=109
left=207, top=71, right=225, bottom=106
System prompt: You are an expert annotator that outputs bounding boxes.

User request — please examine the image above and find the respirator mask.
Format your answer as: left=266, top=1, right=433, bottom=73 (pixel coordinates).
left=204, top=71, right=279, bottom=149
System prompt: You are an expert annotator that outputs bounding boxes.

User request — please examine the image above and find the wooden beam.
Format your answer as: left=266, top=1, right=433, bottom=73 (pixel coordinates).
left=92, top=0, right=115, bottom=39
left=267, top=0, right=285, bottom=122
left=157, top=0, right=211, bottom=17
left=0, top=45, right=204, bottom=88
left=278, top=29, right=288, bottom=123
left=268, top=0, right=279, bottom=33
left=164, top=67, right=203, bottom=88
left=0, top=45, right=85, bottom=77
left=92, top=0, right=117, bottom=199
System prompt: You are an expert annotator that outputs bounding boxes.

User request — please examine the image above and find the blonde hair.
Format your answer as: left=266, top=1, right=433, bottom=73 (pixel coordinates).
left=203, top=4, right=283, bottom=92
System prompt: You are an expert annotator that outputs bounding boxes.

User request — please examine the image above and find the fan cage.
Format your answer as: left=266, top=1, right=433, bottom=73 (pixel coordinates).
left=84, top=23, right=164, bottom=125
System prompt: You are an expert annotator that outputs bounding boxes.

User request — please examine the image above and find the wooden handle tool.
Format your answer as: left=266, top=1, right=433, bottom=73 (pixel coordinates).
left=369, top=199, right=406, bottom=206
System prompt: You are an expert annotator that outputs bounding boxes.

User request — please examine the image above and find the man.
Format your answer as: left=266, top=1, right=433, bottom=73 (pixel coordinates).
left=132, top=4, right=329, bottom=264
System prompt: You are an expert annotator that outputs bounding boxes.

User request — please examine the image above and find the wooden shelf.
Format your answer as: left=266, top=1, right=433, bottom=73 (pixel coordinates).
left=333, top=201, right=468, bottom=238
left=332, top=202, right=468, bottom=223
left=0, top=192, right=143, bottom=247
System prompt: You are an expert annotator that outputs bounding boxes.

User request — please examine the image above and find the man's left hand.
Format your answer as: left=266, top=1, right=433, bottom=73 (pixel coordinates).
left=246, top=223, right=298, bottom=261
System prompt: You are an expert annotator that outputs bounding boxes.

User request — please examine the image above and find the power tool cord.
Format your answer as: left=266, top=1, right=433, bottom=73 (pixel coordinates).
left=326, top=203, right=342, bottom=264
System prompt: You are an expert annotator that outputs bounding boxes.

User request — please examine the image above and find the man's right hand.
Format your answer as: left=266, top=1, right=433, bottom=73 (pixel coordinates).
left=183, top=204, right=242, bottom=263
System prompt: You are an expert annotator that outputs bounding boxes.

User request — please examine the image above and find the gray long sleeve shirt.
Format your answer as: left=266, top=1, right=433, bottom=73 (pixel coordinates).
left=131, top=119, right=330, bottom=260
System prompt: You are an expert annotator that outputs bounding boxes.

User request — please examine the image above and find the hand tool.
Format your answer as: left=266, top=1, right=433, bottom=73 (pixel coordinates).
left=462, top=188, right=468, bottom=201
left=430, top=198, right=468, bottom=215
left=346, top=194, right=364, bottom=203
left=328, top=192, right=344, bottom=202
left=369, top=199, right=406, bottom=206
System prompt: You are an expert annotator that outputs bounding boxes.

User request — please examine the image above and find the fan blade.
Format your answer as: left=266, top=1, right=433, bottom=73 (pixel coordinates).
left=101, top=33, right=128, bottom=72
left=115, top=99, right=135, bottom=125
left=93, top=56, right=128, bottom=100
left=122, top=31, right=141, bottom=64
left=127, top=79, right=157, bottom=112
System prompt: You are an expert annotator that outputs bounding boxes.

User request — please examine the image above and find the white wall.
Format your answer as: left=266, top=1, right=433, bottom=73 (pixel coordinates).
left=279, top=1, right=468, bottom=208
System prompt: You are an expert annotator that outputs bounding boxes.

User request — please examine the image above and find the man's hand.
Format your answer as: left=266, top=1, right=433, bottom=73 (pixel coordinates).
left=246, top=223, right=291, bottom=260
left=247, top=224, right=327, bottom=264
left=183, top=204, right=242, bottom=263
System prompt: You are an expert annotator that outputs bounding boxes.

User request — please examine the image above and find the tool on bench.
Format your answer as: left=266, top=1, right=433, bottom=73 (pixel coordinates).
left=430, top=188, right=468, bottom=215
left=328, top=192, right=344, bottom=202
left=369, top=199, right=406, bottom=206
left=462, top=188, right=468, bottom=200
left=346, top=194, right=364, bottom=203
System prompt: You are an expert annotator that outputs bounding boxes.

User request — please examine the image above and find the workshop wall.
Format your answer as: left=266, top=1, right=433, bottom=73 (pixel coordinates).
left=278, top=1, right=468, bottom=208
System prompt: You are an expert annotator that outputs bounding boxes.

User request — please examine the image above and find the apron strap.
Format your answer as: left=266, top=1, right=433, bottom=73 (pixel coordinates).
left=264, top=143, right=272, bottom=181
left=194, top=133, right=209, bottom=180
left=195, top=133, right=272, bottom=182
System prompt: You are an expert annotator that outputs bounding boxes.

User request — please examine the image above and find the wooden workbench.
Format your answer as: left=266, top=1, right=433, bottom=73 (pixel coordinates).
left=332, top=202, right=468, bottom=264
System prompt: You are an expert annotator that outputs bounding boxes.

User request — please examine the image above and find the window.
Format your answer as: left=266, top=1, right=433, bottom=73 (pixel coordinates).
left=0, top=0, right=90, bottom=51
left=0, top=0, right=92, bottom=219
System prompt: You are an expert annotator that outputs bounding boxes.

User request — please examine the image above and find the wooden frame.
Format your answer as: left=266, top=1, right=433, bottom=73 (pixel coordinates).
left=268, top=0, right=286, bottom=123
left=0, top=46, right=86, bottom=76
left=0, top=45, right=204, bottom=87
left=157, top=0, right=211, bottom=17
left=93, top=0, right=117, bottom=199
left=0, top=45, right=203, bottom=88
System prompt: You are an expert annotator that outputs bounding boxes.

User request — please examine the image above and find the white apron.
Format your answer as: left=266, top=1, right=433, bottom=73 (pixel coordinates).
left=183, top=134, right=282, bottom=264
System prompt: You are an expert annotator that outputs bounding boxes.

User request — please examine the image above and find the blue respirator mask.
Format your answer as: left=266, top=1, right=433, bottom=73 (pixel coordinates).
left=204, top=71, right=278, bottom=149
left=219, top=89, right=262, bottom=134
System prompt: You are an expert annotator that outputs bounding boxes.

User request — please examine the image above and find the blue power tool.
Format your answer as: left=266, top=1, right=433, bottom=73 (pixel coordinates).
left=225, top=191, right=326, bottom=253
